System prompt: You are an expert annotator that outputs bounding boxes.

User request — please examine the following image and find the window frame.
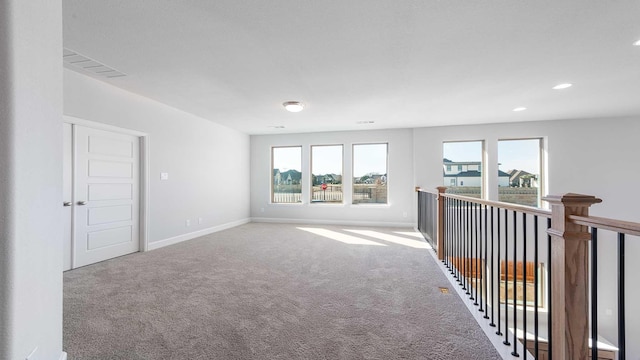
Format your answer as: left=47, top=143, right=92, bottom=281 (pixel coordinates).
left=271, top=145, right=303, bottom=204
left=442, top=140, right=485, bottom=199
left=497, top=137, right=545, bottom=208
left=352, top=142, right=389, bottom=205
left=310, top=144, right=344, bottom=204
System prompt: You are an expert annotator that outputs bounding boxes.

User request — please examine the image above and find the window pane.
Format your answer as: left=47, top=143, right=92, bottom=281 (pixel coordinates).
left=498, top=139, right=541, bottom=207
left=272, top=146, right=302, bottom=203
left=443, top=141, right=483, bottom=199
left=311, top=145, right=343, bottom=203
left=353, top=143, right=388, bottom=204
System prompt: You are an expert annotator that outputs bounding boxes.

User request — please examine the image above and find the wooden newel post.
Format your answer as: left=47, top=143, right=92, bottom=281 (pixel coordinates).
left=542, top=193, right=602, bottom=360
left=436, top=186, right=447, bottom=261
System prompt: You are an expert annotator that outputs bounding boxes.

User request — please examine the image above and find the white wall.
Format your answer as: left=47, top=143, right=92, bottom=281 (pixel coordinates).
left=250, top=129, right=414, bottom=227
left=413, top=116, right=640, bottom=356
left=0, top=1, right=64, bottom=359
left=64, top=69, right=251, bottom=247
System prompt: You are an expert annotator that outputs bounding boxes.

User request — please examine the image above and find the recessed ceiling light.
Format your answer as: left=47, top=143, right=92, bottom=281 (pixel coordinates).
left=283, top=101, right=304, bottom=112
left=633, top=39, right=640, bottom=46
left=513, top=107, right=527, bottom=112
left=269, top=125, right=285, bottom=129
left=356, top=121, right=375, bottom=124
left=552, top=83, right=573, bottom=90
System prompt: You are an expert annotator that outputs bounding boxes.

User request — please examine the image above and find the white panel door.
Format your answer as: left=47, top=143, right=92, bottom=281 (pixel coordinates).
left=63, top=123, right=73, bottom=271
left=73, top=125, right=140, bottom=268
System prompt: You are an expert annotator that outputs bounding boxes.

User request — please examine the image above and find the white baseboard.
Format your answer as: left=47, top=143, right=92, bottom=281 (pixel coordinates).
left=250, top=217, right=414, bottom=228
left=148, top=218, right=250, bottom=251
left=59, top=352, right=68, bottom=360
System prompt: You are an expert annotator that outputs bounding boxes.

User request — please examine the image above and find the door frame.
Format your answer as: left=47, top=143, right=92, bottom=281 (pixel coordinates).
left=64, top=115, right=150, bottom=255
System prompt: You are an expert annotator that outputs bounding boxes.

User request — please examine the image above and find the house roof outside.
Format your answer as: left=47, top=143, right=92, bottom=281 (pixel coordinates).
left=444, top=170, right=510, bottom=178
left=280, top=169, right=302, bottom=181
left=508, top=169, right=536, bottom=183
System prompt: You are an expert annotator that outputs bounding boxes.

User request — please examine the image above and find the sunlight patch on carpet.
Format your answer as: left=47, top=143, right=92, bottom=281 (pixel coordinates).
left=297, top=227, right=387, bottom=246
left=393, top=231, right=424, bottom=239
left=344, top=230, right=431, bottom=249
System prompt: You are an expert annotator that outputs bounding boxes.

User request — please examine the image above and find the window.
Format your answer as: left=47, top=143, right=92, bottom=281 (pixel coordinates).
left=352, top=143, right=387, bottom=204
left=499, top=261, right=546, bottom=309
left=443, top=141, right=484, bottom=199
left=272, top=146, right=302, bottom=203
left=311, top=145, right=343, bottom=203
left=498, top=138, right=543, bottom=207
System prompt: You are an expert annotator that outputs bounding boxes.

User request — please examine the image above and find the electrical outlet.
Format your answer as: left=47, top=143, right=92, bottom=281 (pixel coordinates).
left=260, top=207, right=265, bottom=213
left=198, top=217, right=203, bottom=224
left=403, top=211, right=408, bottom=218
left=185, top=219, right=191, bottom=227
left=160, top=172, right=169, bottom=180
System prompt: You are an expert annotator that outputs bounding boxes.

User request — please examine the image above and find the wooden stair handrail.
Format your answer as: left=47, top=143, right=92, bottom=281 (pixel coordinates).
left=439, top=192, right=552, bottom=218
left=568, top=214, right=640, bottom=237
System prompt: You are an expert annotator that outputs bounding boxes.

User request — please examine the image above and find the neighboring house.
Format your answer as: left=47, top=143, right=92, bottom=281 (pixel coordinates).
left=313, top=173, right=342, bottom=185
left=278, top=169, right=302, bottom=185
left=508, top=169, right=539, bottom=188
left=443, top=159, right=510, bottom=186
left=355, top=173, right=387, bottom=184
left=443, top=158, right=481, bottom=175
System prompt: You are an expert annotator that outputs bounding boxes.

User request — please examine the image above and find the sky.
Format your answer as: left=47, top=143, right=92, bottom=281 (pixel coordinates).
left=272, top=144, right=387, bottom=176
left=272, top=146, right=301, bottom=172
left=353, top=143, right=387, bottom=177
left=443, top=139, right=540, bottom=174
left=311, top=145, right=343, bottom=175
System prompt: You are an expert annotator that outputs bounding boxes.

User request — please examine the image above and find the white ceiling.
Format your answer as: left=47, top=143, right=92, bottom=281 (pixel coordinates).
left=63, top=1, right=640, bottom=135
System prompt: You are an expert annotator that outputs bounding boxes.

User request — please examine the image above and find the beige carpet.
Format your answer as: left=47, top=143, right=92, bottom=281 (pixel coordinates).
left=64, top=223, right=499, bottom=359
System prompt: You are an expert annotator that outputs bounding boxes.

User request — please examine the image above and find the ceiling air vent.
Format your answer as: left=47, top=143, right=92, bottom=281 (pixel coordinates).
left=63, top=48, right=126, bottom=78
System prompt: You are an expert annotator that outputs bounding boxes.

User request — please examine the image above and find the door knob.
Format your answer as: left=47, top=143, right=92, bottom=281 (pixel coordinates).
left=63, top=201, right=72, bottom=207
left=77, top=201, right=88, bottom=206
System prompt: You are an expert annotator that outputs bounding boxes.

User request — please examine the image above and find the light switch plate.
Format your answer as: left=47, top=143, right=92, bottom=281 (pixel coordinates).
left=160, top=172, right=169, bottom=180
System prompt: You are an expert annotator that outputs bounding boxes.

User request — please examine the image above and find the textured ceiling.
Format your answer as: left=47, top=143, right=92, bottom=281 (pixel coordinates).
left=63, top=1, right=640, bottom=134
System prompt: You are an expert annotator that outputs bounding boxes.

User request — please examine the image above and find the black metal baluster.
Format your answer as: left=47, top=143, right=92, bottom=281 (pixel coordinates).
left=504, top=208, right=510, bottom=346
left=451, top=198, right=455, bottom=274
left=482, top=204, right=488, bottom=317
left=519, top=213, right=528, bottom=357
left=496, top=207, right=502, bottom=336
left=470, top=202, right=474, bottom=298
left=511, top=210, right=518, bottom=356
left=464, top=202, right=469, bottom=293
left=468, top=201, right=472, bottom=298
left=445, top=198, right=450, bottom=269
left=547, top=217, right=552, bottom=360
left=534, top=215, right=539, bottom=360
left=469, top=202, right=475, bottom=300
left=591, top=227, right=598, bottom=360
left=458, top=199, right=463, bottom=282
left=618, top=232, right=626, bottom=360
left=490, top=206, right=496, bottom=327
left=452, top=200, right=457, bottom=277
left=456, top=199, right=461, bottom=282
left=474, top=202, right=479, bottom=305
left=479, top=203, right=485, bottom=313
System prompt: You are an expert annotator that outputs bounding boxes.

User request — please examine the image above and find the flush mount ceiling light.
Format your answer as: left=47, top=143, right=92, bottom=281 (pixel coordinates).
left=553, top=83, right=573, bottom=90
left=633, top=39, right=640, bottom=46
left=283, top=101, right=304, bottom=112
left=513, top=107, right=527, bottom=112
